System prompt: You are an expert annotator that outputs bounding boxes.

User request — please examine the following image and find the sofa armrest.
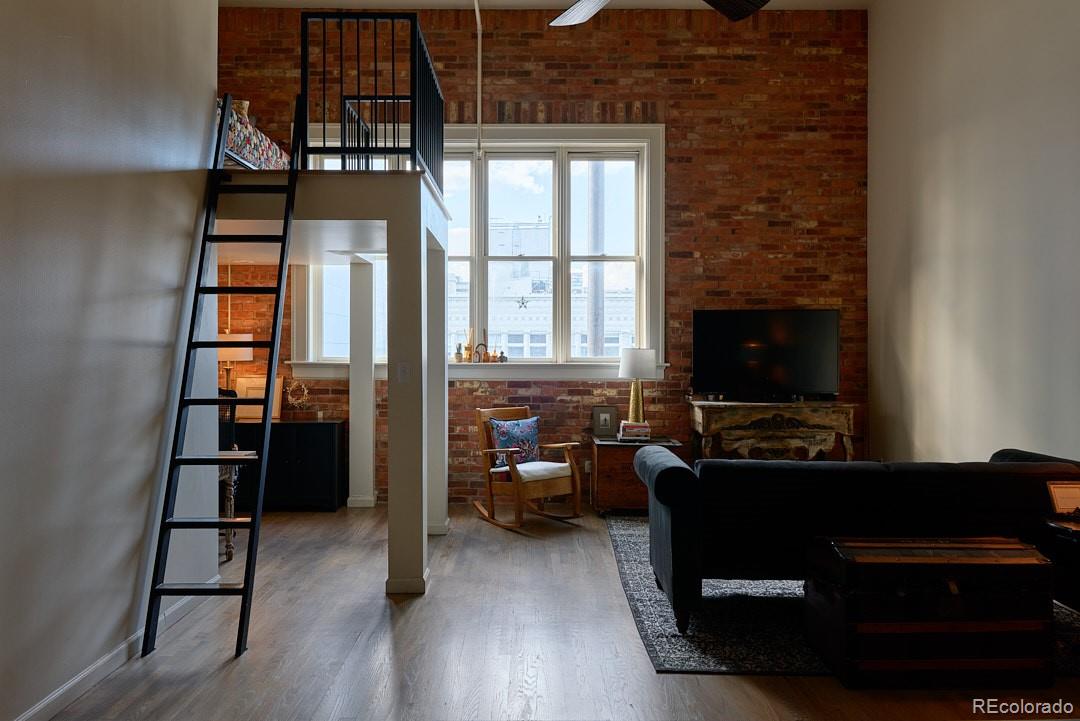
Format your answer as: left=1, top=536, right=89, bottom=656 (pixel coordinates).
left=633, top=446, right=698, bottom=506
left=991, top=448, right=1080, bottom=469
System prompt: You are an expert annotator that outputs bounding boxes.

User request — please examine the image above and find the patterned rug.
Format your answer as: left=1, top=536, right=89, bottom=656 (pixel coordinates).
left=606, top=516, right=1080, bottom=675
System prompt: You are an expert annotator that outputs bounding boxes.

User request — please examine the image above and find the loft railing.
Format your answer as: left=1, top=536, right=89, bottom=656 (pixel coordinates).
left=300, top=12, right=445, bottom=192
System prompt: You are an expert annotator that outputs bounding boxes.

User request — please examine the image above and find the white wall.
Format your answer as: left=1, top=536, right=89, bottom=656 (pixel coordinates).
left=0, top=1, right=219, bottom=718
left=868, top=0, right=1080, bottom=462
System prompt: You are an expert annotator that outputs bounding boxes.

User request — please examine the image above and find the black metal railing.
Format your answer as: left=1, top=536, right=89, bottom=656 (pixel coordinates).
left=300, top=12, right=445, bottom=192
left=411, top=25, right=444, bottom=191
left=341, top=99, right=373, bottom=171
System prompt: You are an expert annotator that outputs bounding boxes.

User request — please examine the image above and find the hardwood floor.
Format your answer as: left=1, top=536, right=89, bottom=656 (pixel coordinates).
left=55, top=506, right=1080, bottom=721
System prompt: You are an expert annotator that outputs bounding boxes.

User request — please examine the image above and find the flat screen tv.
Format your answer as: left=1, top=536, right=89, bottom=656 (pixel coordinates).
left=692, top=309, right=840, bottom=400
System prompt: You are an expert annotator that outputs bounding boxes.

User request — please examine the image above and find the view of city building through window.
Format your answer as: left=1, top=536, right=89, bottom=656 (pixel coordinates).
left=316, top=150, right=640, bottom=363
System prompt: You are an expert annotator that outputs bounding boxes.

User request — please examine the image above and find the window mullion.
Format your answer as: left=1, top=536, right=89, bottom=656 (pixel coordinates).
left=636, top=149, right=647, bottom=358
left=475, top=152, right=487, bottom=354
left=554, top=146, right=570, bottom=364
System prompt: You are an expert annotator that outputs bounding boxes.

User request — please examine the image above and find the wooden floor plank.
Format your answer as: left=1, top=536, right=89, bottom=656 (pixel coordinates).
left=51, top=506, right=1080, bottom=721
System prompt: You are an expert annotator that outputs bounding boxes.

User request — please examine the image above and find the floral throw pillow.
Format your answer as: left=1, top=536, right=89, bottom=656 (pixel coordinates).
left=489, top=416, right=540, bottom=468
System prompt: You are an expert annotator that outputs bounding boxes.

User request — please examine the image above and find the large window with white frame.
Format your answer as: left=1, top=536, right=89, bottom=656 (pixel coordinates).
left=294, top=125, right=663, bottom=378
left=453, top=148, right=642, bottom=363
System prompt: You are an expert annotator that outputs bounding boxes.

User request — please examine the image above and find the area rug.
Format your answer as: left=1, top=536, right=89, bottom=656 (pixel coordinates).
left=606, top=516, right=1080, bottom=675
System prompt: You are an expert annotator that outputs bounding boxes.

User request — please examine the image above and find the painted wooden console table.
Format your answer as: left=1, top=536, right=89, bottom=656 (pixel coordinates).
left=690, top=401, right=856, bottom=461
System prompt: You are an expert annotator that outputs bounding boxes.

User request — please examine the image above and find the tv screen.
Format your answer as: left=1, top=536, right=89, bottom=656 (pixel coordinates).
left=692, top=309, right=840, bottom=400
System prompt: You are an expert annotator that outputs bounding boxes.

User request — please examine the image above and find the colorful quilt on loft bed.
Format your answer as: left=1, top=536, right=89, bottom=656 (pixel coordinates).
left=218, top=100, right=290, bottom=171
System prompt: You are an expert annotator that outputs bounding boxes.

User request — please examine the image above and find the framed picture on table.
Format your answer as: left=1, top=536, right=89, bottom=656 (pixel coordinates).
left=234, top=375, right=283, bottom=421
left=591, top=405, right=620, bottom=440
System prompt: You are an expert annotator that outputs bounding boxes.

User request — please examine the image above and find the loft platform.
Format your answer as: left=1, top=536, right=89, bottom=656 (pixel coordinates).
left=215, top=169, right=448, bottom=265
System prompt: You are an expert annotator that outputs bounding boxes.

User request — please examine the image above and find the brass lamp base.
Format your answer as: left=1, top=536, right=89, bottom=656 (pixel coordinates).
left=628, top=378, right=645, bottom=424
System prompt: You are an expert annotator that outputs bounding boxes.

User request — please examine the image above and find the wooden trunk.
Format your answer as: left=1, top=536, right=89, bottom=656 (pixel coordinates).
left=805, top=538, right=1055, bottom=688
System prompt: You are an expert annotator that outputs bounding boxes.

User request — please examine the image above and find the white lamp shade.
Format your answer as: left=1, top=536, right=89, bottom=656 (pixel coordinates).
left=618, top=348, right=657, bottom=380
left=218, top=333, right=254, bottom=362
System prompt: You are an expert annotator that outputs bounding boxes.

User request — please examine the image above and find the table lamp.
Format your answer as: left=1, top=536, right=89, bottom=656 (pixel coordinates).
left=219, top=332, right=253, bottom=390
left=619, top=348, right=657, bottom=424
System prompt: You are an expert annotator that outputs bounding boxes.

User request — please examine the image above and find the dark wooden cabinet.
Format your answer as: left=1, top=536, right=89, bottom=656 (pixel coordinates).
left=591, top=438, right=684, bottom=514
left=235, top=421, right=348, bottom=512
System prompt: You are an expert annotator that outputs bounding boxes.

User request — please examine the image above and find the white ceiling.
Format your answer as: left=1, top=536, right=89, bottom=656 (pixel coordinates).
left=220, top=1, right=869, bottom=10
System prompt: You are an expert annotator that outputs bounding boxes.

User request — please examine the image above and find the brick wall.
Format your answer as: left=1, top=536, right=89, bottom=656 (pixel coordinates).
left=218, top=8, right=869, bottom=503
left=216, top=264, right=351, bottom=425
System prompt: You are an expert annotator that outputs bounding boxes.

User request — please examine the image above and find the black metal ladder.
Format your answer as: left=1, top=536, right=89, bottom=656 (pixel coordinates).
left=142, top=94, right=304, bottom=658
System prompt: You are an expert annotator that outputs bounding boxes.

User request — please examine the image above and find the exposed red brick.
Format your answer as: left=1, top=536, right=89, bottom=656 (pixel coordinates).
left=218, top=7, right=869, bottom=502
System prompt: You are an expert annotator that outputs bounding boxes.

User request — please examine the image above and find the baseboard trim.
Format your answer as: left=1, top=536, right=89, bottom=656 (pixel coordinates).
left=427, top=517, right=450, bottom=535
left=385, top=568, right=430, bottom=595
left=14, top=575, right=220, bottom=721
left=347, top=495, right=376, bottom=508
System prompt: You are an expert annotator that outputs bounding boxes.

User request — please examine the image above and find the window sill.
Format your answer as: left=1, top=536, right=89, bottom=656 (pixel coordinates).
left=288, top=360, right=668, bottom=382
left=449, top=362, right=638, bottom=381
left=287, top=361, right=357, bottom=380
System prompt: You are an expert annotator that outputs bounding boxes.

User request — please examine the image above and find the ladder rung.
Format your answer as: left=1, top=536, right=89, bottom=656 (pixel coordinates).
left=218, top=184, right=288, bottom=194
left=166, top=516, right=253, bottom=529
left=174, top=452, right=259, bottom=465
left=205, top=234, right=284, bottom=244
left=190, top=340, right=273, bottom=350
left=153, top=582, right=246, bottom=597
left=182, top=397, right=265, bottom=407
left=198, top=286, right=278, bottom=295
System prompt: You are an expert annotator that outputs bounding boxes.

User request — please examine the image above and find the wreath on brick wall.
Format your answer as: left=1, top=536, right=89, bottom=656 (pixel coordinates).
left=284, top=379, right=310, bottom=409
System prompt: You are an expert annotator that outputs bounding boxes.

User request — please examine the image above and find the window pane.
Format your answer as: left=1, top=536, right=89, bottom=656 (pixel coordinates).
left=487, top=158, right=553, bottom=256
left=528, top=333, right=548, bottom=358
left=444, top=159, right=471, bottom=255
left=570, top=158, right=636, bottom=256
left=320, top=261, right=389, bottom=361
left=321, top=265, right=350, bottom=358
left=488, top=261, right=553, bottom=360
left=570, top=261, right=637, bottom=358
left=447, top=260, right=470, bottom=356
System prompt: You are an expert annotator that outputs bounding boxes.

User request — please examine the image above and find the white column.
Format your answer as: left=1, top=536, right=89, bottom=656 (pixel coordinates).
left=348, top=258, right=376, bottom=507
left=385, top=203, right=429, bottom=594
left=426, top=244, right=449, bottom=535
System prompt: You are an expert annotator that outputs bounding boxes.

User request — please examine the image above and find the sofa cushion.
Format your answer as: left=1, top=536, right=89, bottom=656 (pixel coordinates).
left=490, top=461, right=571, bottom=482
left=692, top=460, right=890, bottom=551
left=880, top=461, right=1072, bottom=538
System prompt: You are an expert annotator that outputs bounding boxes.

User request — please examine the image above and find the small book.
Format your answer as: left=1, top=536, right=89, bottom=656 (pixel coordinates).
left=618, top=420, right=652, bottom=442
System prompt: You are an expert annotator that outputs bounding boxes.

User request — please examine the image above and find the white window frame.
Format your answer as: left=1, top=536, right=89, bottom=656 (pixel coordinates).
left=483, top=150, right=557, bottom=362
left=564, top=150, right=641, bottom=362
left=310, top=265, right=342, bottom=361
left=289, top=124, right=666, bottom=381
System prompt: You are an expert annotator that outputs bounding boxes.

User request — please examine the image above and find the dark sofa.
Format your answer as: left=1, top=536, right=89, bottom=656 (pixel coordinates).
left=633, top=446, right=1080, bottom=632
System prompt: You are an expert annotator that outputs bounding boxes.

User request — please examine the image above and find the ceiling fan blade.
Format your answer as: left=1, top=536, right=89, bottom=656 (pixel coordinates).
left=702, top=0, right=771, bottom=22
left=550, top=0, right=612, bottom=27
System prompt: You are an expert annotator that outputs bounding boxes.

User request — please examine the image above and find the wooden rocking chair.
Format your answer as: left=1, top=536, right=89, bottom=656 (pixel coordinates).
left=474, top=406, right=583, bottom=529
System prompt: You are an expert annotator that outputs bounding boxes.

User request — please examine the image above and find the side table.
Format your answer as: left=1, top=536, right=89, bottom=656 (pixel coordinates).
left=590, top=438, right=684, bottom=514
